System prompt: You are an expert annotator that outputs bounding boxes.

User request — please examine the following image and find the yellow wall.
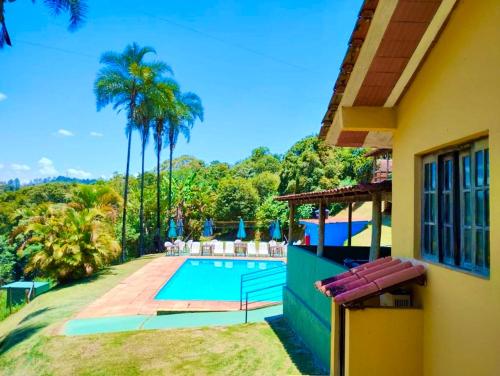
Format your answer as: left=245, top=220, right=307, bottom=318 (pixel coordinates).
left=392, top=1, right=500, bottom=375
left=344, top=308, right=423, bottom=376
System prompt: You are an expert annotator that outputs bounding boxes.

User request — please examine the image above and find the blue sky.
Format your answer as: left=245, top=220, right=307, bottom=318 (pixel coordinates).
left=0, top=0, right=362, bottom=183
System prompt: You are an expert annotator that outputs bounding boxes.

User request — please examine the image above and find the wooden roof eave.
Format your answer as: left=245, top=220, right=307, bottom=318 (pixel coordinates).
left=276, top=181, right=392, bottom=205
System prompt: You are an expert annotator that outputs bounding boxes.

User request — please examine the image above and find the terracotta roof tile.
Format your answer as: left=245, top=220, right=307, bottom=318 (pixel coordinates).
left=315, top=257, right=426, bottom=305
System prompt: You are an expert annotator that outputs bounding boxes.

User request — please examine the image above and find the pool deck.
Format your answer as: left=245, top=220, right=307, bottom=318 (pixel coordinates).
left=75, top=255, right=285, bottom=319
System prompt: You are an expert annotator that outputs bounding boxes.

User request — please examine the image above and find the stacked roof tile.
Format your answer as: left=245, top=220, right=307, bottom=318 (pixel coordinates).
left=315, top=257, right=425, bottom=305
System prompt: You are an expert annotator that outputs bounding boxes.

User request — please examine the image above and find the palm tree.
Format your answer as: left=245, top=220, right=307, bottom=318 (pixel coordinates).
left=165, top=91, right=204, bottom=217
left=94, top=43, right=170, bottom=262
left=1, top=0, right=87, bottom=47
left=134, top=97, right=152, bottom=257
left=150, top=80, right=179, bottom=251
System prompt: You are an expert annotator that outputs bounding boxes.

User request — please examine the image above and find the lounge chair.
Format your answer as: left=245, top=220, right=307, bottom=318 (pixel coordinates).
left=258, top=242, right=269, bottom=257
left=225, top=242, right=235, bottom=256
left=247, top=242, right=257, bottom=257
left=186, top=239, right=193, bottom=253
left=213, top=241, right=224, bottom=256
left=191, top=241, right=201, bottom=256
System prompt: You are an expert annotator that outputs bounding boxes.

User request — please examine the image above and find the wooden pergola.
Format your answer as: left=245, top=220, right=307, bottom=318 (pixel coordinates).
left=276, top=180, right=392, bottom=260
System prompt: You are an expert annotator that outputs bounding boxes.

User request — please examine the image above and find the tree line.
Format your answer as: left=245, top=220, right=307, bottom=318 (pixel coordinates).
left=0, top=135, right=371, bottom=285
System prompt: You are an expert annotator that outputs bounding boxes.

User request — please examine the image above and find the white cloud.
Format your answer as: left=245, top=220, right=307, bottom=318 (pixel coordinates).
left=67, top=168, right=92, bottom=179
left=0, top=163, right=4, bottom=169
left=0, top=92, right=6, bottom=102
left=38, top=157, right=58, bottom=176
left=90, top=131, right=103, bottom=137
left=56, top=129, right=74, bottom=137
left=11, top=163, right=31, bottom=171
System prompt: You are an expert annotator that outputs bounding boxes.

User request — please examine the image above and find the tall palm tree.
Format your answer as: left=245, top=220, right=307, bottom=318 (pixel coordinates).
left=94, top=43, right=170, bottom=262
left=165, top=91, right=204, bottom=217
left=134, top=97, right=152, bottom=257
left=1, top=0, right=87, bottom=47
left=150, top=80, right=178, bottom=251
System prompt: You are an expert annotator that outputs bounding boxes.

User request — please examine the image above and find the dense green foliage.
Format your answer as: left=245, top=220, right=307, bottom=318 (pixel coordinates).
left=0, top=184, right=121, bottom=285
left=0, top=135, right=370, bottom=286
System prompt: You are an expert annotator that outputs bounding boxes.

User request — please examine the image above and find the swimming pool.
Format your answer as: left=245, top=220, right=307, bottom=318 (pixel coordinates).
left=155, top=258, right=285, bottom=302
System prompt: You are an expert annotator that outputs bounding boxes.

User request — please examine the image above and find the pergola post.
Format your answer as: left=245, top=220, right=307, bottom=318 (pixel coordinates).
left=347, top=202, right=353, bottom=247
left=369, top=192, right=382, bottom=261
left=288, top=203, right=295, bottom=243
left=318, top=201, right=326, bottom=257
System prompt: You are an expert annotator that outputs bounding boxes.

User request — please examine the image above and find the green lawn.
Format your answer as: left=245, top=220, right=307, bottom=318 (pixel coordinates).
left=0, top=255, right=323, bottom=376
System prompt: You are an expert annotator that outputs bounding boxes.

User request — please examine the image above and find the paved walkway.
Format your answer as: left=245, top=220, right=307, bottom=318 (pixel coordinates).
left=65, top=305, right=283, bottom=335
left=76, top=256, right=284, bottom=318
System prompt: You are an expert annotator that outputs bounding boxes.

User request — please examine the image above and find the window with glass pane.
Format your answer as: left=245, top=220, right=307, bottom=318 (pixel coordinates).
left=473, top=146, right=489, bottom=274
left=460, top=153, right=472, bottom=268
left=422, top=159, right=438, bottom=259
left=421, top=138, right=489, bottom=277
left=440, top=155, right=455, bottom=265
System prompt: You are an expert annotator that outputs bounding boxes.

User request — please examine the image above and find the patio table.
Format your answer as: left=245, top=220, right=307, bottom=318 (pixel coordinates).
left=165, top=244, right=176, bottom=256
left=235, top=243, right=247, bottom=256
left=202, top=243, right=214, bottom=256
left=269, top=245, right=282, bottom=257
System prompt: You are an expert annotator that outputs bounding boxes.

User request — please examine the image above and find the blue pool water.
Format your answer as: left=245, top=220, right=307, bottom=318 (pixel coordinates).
left=155, top=258, right=285, bottom=301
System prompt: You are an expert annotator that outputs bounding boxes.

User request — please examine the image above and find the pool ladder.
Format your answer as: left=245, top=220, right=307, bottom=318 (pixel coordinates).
left=239, top=264, right=287, bottom=323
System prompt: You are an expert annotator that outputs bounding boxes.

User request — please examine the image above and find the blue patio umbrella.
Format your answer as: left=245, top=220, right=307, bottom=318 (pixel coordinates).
left=269, top=221, right=275, bottom=238
left=167, top=218, right=177, bottom=239
left=272, top=219, right=282, bottom=240
left=237, top=218, right=247, bottom=239
left=176, top=218, right=184, bottom=237
left=203, top=218, right=214, bottom=237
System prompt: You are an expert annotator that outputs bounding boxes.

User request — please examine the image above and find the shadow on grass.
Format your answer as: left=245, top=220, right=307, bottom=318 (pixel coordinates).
left=18, top=307, right=53, bottom=325
left=265, top=316, right=327, bottom=376
left=0, top=323, right=45, bottom=355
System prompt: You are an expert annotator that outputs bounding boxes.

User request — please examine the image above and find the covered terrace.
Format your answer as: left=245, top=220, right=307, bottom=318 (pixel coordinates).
left=277, top=180, right=392, bottom=264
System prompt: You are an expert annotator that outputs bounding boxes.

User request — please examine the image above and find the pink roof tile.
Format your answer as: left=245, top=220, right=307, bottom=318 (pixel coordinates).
left=315, top=257, right=426, bottom=305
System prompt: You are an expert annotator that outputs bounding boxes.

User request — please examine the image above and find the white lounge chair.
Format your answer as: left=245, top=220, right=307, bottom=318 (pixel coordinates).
left=247, top=242, right=257, bottom=257
left=213, top=241, right=224, bottom=256
left=191, top=241, right=201, bottom=256
left=258, top=242, right=269, bottom=257
left=225, top=242, right=235, bottom=256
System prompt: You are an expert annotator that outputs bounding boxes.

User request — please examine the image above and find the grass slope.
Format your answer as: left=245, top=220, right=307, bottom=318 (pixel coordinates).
left=0, top=255, right=323, bottom=376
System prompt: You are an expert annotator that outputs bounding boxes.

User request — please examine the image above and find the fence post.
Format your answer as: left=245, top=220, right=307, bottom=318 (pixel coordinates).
left=245, top=292, right=249, bottom=323
left=240, top=275, right=243, bottom=310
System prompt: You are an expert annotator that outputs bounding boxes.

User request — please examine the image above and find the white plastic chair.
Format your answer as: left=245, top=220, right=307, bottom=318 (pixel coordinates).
left=164, top=241, right=174, bottom=255
left=258, top=242, right=269, bottom=257
left=214, top=241, right=224, bottom=256
left=281, top=241, right=288, bottom=257
left=225, top=242, right=235, bottom=256
left=247, top=242, right=257, bottom=256
left=191, top=241, right=201, bottom=255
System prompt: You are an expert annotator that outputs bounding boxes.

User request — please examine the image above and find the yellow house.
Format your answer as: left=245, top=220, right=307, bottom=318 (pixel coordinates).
left=318, top=0, right=499, bottom=375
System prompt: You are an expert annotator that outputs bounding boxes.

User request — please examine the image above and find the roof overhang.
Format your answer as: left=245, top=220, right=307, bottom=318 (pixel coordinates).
left=276, top=181, right=392, bottom=205
left=321, top=0, right=458, bottom=148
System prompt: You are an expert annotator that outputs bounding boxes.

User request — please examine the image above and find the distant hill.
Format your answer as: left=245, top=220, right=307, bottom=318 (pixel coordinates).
left=26, top=176, right=98, bottom=186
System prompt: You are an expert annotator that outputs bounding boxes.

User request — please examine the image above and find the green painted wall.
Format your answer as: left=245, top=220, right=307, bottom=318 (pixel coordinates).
left=283, top=245, right=346, bottom=371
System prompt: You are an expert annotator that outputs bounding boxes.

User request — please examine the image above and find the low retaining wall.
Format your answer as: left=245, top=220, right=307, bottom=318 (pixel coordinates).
left=283, top=245, right=346, bottom=371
